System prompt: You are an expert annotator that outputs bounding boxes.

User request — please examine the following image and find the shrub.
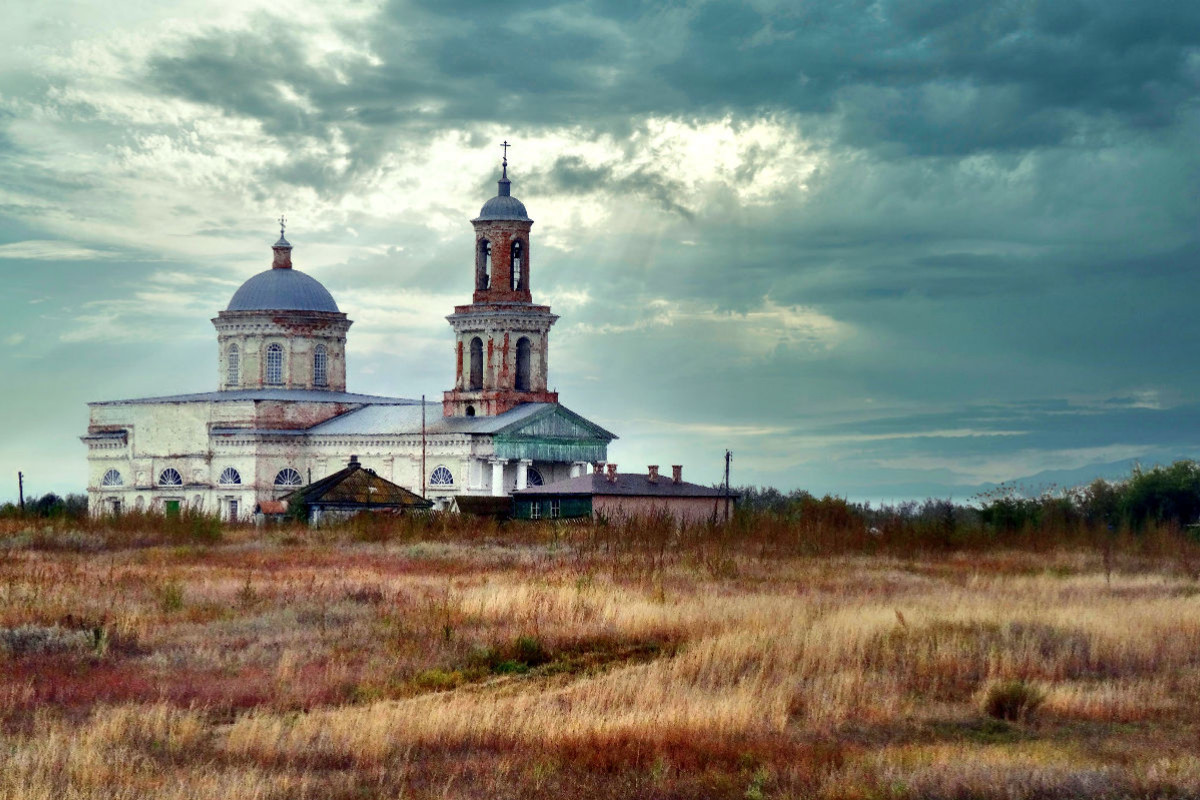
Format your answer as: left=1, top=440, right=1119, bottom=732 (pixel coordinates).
left=983, top=679, right=1045, bottom=722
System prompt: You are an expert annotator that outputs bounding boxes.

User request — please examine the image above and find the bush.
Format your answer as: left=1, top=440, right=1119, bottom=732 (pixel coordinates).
left=983, top=679, right=1045, bottom=722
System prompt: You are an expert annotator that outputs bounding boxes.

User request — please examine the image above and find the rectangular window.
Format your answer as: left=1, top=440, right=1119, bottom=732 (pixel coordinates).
left=530, top=501, right=541, bottom=520
left=550, top=499, right=560, bottom=519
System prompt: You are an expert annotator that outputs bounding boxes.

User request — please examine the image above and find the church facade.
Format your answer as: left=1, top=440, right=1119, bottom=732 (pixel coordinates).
left=81, top=157, right=616, bottom=518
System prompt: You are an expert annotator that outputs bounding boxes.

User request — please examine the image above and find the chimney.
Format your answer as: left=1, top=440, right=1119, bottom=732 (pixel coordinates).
left=672, top=465, right=682, bottom=484
left=606, top=463, right=618, bottom=483
left=348, top=454, right=360, bottom=469
left=647, top=465, right=659, bottom=483
left=593, top=462, right=605, bottom=475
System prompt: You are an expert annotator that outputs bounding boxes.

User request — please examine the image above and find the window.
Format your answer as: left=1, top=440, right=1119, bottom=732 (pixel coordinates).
left=526, top=467, right=544, bottom=487
left=266, top=343, right=284, bottom=385
left=134, top=496, right=145, bottom=511
left=101, top=469, right=123, bottom=487
left=469, top=337, right=483, bottom=390
left=550, top=499, right=561, bottom=519
left=478, top=239, right=491, bottom=290
left=313, top=344, right=328, bottom=386
left=158, top=468, right=183, bottom=486
left=430, top=466, right=454, bottom=486
left=515, top=337, right=531, bottom=392
left=530, top=501, right=541, bottom=520
left=511, top=240, right=523, bottom=290
left=274, top=468, right=303, bottom=487
left=465, top=405, right=476, bottom=417
left=227, top=344, right=239, bottom=386
left=219, top=467, right=241, bottom=485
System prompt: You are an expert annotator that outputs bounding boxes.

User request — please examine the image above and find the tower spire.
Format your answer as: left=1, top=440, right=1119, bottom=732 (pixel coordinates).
left=272, top=214, right=293, bottom=269
left=498, top=140, right=511, bottom=196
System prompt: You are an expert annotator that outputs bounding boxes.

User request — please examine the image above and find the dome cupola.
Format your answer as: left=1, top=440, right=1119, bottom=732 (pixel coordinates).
left=213, top=219, right=352, bottom=392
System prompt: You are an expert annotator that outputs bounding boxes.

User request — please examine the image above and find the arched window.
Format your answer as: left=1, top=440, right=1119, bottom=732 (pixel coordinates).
left=526, top=467, right=544, bottom=487
left=227, top=344, right=239, bottom=387
left=477, top=239, right=491, bottom=290
left=266, top=344, right=284, bottom=385
left=465, top=405, right=476, bottom=417
left=430, top=466, right=454, bottom=486
left=274, top=468, right=303, bottom=487
left=313, top=344, right=328, bottom=387
left=515, top=337, right=531, bottom=392
left=134, top=496, right=145, bottom=511
left=158, top=468, right=183, bottom=486
left=511, top=240, right=524, bottom=291
left=101, top=469, right=123, bottom=487
left=469, top=337, right=483, bottom=391
left=219, top=467, right=241, bottom=485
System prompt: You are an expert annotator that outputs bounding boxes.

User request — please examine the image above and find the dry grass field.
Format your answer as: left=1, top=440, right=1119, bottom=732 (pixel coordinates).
left=3, top=513, right=1200, bottom=799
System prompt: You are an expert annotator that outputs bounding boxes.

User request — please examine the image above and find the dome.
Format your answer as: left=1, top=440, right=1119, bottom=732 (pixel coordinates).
left=475, top=193, right=531, bottom=222
left=226, top=268, right=340, bottom=313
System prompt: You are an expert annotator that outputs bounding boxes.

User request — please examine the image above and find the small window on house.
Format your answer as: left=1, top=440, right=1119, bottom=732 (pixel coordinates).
left=469, top=337, right=483, bottom=391
left=550, top=499, right=561, bottom=519
left=526, top=467, right=544, bottom=487
left=515, top=337, right=531, bottom=392
left=227, top=344, right=239, bottom=386
left=430, top=466, right=454, bottom=486
left=274, top=468, right=303, bottom=487
left=511, top=240, right=523, bottom=290
left=158, top=468, right=183, bottom=486
left=478, top=239, right=491, bottom=290
left=219, top=467, right=241, bottom=485
left=101, top=469, right=123, bottom=487
left=313, top=344, right=328, bottom=386
left=465, top=405, right=476, bottom=417
left=266, top=344, right=284, bottom=385
left=530, top=502, right=541, bottom=520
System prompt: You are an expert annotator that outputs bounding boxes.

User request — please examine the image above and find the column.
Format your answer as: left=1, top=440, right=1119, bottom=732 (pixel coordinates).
left=490, top=459, right=507, bottom=497
left=516, top=459, right=532, bottom=490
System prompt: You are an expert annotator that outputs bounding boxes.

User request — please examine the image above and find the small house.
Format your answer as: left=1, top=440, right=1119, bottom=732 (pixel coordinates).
left=279, top=455, right=432, bottom=524
left=512, top=464, right=737, bottom=525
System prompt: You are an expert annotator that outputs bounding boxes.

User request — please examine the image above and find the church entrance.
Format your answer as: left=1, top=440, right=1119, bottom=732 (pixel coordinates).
left=164, top=499, right=181, bottom=517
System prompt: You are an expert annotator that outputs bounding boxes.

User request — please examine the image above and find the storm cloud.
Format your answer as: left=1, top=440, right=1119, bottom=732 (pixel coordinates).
left=2, top=0, right=1200, bottom=500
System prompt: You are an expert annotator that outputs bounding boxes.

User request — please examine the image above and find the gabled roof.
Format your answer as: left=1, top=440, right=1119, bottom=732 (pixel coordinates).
left=514, top=473, right=736, bottom=499
left=307, top=401, right=616, bottom=439
left=282, top=459, right=432, bottom=509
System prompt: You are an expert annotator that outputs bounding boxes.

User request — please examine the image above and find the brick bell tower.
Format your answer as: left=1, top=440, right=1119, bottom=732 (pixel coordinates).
left=444, top=144, right=559, bottom=417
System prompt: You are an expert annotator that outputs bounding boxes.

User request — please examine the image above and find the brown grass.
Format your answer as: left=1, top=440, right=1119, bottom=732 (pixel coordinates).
left=3, top=515, right=1200, bottom=798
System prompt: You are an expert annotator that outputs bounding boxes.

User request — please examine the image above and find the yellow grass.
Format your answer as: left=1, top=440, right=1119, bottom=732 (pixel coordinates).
left=3, top=527, right=1200, bottom=798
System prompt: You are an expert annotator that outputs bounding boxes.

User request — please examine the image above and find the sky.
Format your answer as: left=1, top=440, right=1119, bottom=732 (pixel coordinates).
left=2, top=0, right=1200, bottom=503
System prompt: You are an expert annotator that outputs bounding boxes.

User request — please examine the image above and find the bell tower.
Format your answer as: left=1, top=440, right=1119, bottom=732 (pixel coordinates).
left=444, top=144, right=559, bottom=417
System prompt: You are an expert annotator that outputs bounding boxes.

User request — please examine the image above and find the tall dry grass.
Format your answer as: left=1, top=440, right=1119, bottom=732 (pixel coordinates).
left=4, top=515, right=1200, bottom=797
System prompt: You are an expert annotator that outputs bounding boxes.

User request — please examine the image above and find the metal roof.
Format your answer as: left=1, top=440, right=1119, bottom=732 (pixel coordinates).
left=307, top=401, right=560, bottom=436
left=90, top=389, right=415, bottom=406
left=226, top=268, right=340, bottom=312
left=514, top=473, right=735, bottom=498
left=474, top=194, right=530, bottom=222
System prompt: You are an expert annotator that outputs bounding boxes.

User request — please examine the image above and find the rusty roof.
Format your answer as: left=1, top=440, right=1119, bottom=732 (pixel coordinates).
left=282, top=459, right=432, bottom=509
left=513, top=473, right=738, bottom=499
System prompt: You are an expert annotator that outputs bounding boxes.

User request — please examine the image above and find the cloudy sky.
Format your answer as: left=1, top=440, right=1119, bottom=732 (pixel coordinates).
left=3, top=0, right=1200, bottom=502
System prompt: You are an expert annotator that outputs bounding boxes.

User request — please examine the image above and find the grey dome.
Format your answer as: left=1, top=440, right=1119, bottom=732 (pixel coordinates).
left=476, top=193, right=530, bottom=221
left=227, top=269, right=340, bottom=312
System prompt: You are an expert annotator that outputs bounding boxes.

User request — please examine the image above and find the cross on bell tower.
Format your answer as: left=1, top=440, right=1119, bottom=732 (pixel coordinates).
left=442, top=145, right=559, bottom=418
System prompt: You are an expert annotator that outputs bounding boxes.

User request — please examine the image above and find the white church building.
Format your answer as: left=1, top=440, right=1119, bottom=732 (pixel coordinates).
left=82, top=155, right=616, bottom=518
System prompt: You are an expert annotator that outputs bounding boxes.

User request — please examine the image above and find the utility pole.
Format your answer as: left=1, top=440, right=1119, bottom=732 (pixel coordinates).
left=17, top=472, right=24, bottom=514
left=723, top=450, right=732, bottom=522
left=421, top=394, right=427, bottom=499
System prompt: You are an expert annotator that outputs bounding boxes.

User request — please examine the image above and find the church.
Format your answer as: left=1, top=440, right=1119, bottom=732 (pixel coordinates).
left=81, top=153, right=617, bottom=518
